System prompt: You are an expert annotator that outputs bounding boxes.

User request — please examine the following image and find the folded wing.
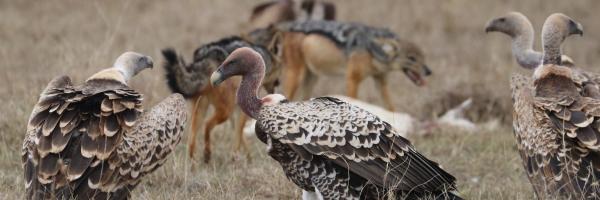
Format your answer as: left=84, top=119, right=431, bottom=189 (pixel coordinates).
left=257, top=97, right=456, bottom=192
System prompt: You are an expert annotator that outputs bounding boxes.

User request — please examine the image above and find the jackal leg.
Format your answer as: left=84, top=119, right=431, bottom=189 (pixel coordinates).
left=234, top=112, right=252, bottom=161
left=204, top=107, right=231, bottom=163
left=346, top=53, right=369, bottom=98
left=300, top=71, right=318, bottom=100
left=374, top=74, right=395, bottom=111
left=282, top=34, right=307, bottom=100
left=188, top=96, right=208, bottom=160
left=203, top=92, right=235, bottom=163
left=282, top=62, right=307, bottom=100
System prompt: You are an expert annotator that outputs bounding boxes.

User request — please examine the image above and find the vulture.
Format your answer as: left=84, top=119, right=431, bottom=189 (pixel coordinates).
left=22, top=52, right=187, bottom=199
left=485, top=12, right=575, bottom=68
left=210, top=47, right=461, bottom=199
left=510, top=14, right=600, bottom=199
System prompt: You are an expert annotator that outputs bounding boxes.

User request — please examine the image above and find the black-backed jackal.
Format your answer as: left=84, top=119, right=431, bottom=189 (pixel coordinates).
left=162, top=36, right=280, bottom=163
left=247, top=20, right=432, bottom=111
left=248, top=0, right=336, bottom=30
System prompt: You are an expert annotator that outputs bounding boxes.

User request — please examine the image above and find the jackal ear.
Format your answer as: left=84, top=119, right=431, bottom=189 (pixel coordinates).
left=268, top=32, right=284, bottom=58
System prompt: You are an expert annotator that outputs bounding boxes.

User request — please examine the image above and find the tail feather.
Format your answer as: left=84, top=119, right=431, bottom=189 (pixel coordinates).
left=162, top=48, right=206, bottom=98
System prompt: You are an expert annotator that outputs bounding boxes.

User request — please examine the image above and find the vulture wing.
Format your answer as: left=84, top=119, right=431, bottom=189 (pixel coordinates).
left=110, top=93, right=187, bottom=187
left=23, top=77, right=143, bottom=199
left=256, top=97, right=457, bottom=192
left=511, top=70, right=600, bottom=197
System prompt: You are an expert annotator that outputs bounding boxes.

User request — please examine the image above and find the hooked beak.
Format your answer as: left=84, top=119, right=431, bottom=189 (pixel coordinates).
left=569, top=20, right=584, bottom=36
left=146, top=56, right=154, bottom=69
left=484, top=20, right=496, bottom=33
left=210, top=69, right=223, bottom=86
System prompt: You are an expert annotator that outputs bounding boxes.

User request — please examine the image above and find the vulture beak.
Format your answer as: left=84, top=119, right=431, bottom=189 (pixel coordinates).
left=146, top=56, right=154, bottom=69
left=484, top=20, right=496, bottom=33
left=568, top=20, right=584, bottom=36
left=210, top=69, right=224, bottom=86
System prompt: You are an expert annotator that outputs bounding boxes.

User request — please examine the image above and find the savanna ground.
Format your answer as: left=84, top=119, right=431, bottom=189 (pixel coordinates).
left=2, top=0, right=600, bottom=199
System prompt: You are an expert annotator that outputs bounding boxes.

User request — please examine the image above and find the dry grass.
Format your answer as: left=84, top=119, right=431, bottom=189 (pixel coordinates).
left=2, top=0, right=600, bottom=199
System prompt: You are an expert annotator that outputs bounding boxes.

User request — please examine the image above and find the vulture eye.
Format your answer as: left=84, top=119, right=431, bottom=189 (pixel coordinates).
left=408, top=56, right=417, bottom=62
left=137, top=57, right=146, bottom=64
left=226, top=59, right=239, bottom=67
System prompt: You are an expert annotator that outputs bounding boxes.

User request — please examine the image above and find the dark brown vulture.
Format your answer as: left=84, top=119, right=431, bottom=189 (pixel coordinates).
left=22, top=52, right=187, bottom=199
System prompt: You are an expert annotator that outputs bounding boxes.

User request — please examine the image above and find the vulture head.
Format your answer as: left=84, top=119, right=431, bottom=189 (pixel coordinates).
left=211, top=47, right=265, bottom=86
left=485, top=12, right=533, bottom=38
left=114, top=51, right=154, bottom=80
left=541, top=13, right=583, bottom=66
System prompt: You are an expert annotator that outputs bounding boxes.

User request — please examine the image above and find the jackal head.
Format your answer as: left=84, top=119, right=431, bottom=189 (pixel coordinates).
left=376, top=38, right=431, bottom=86
left=192, top=47, right=229, bottom=90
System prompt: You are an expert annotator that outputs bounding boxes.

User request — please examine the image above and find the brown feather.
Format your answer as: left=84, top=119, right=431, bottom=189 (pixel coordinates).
left=30, top=111, right=50, bottom=128
left=42, top=112, right=61, bottom=136
left=37, top=132, right=54, bottom=156
left=87, top=117, right=101, bottom=139
left=80, top=133, right=97, bottom=158
left=101, top=99, right=113, bottom=113
left=120, top=101, right=135, bottom=109
left=24, top=158, right=35, bottom=187
left=38, top=153, right=60, bottom=178
left=95, top=134, right=122, bottom=160
left=60, top=114, right=80, bottom=135
left=59, top=109, right=77, bottom=129
left=570, top=111, right=593, bottom=127
left=50, top=128, right=72, bottom=153
left=105, top=92, right=121, bottom=100
left=103, top=115, right=120, bottom=137
left=56, top=102, right=70, bottom=114
left=576, top=126, right=599, bottom=147
left=121, top=110, right=138, bottom=127
left=112, top=100, right=127, bottom=113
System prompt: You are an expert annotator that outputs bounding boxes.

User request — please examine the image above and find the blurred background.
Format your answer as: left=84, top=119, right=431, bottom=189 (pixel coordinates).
left=2, top=0, right=600, bottom=199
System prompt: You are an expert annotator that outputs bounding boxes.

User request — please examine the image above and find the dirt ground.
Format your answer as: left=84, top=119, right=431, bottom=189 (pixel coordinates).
left=2, top=0, right=600, bottom=199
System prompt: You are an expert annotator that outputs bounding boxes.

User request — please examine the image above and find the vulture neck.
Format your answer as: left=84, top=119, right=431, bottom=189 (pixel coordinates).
left=542, top=42, right=561, bottom=65
left=541, top=20, right=564, bottom=66
left=237, top=60, right=266, bottom=119
left=511, top=27, right=540, bottom=69
left=114, top=64, right=134, bottom=83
